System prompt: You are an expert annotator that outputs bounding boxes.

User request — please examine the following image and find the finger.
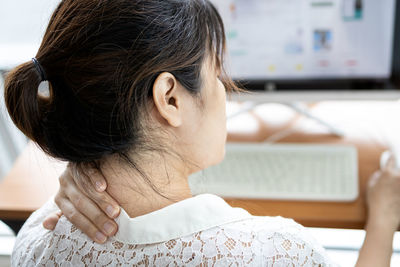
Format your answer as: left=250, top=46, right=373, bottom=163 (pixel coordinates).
left=368, top=170, right=381, bottom=187
left=86, top=168, right=107, bottom=192
left=68, top=165, right=120, bottom=219
left=63, top=183, right=119, bottom=236
left=85, top=189, right=121, bottom=219
left=42, top=211, right=62, bottom=230
left=55, top=196, right=108, bottom=243
left=384, top=152, right=396, bottom=171
left=59, top=166, right=77, bottom=190
left=380, top=150, right=392, bottom=170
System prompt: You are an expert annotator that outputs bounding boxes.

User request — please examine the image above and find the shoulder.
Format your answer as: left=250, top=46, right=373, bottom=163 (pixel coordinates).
left=193, top=216, right=336, bottom=266
left=12, top=199, right=135, bottom=266
left=11, top=198, right=90, bottom=266
left=220, top=215, right=317, bottom=242
left=13, top=198, right=60, bottom=250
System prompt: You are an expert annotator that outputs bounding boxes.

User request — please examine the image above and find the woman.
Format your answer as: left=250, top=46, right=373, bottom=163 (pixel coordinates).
left=5, top=0, right=400, bottom=266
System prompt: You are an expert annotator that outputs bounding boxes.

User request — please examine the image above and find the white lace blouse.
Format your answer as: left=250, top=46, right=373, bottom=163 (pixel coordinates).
left=12, top=194, right=337, bottom=266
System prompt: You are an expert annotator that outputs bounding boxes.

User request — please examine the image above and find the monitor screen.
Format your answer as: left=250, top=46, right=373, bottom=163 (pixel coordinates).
left=211, top=0, right=396, bottom=81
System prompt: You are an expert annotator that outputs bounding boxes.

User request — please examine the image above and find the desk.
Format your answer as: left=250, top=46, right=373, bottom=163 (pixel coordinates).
left=0, top=101, right=399, bottom=230
left=0, top=142, right=64, bottom=220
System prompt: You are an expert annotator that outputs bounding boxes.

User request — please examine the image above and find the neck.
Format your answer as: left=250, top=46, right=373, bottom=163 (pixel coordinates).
left=100, top=153, right=193, bottom=218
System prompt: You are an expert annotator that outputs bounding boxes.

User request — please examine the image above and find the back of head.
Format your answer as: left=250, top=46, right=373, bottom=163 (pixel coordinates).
left=4, top=0, right=232, bottom=164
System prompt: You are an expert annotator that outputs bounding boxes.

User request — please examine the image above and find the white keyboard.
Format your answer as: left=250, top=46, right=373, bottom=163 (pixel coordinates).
left=189, top=144, right=359, bottom=202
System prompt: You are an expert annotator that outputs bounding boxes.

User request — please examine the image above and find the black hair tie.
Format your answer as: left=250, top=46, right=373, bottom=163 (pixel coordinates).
left=32, top=58, right=47, bottom=81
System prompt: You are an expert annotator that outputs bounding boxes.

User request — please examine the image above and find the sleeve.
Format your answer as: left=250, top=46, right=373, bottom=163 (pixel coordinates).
left=258, top=230, right=338, bottom=266
left=11, top=197, right=59, bottom=267
left=252, top=217, right=339, bottom=266
left=13, top=196, right=58, bottom=244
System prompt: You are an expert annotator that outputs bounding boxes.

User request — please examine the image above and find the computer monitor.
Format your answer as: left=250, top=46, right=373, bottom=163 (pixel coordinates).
left=211, top=0, right=400, bottom=90
left=1, top=0, right=399, bottom=92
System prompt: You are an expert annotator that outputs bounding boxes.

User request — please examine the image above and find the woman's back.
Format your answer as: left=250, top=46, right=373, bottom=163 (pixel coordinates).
left=13, top=194, right=333, bottom=266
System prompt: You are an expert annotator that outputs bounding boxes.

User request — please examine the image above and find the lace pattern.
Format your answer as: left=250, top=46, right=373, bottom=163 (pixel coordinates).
left=12, top=199, right=337, bottom=266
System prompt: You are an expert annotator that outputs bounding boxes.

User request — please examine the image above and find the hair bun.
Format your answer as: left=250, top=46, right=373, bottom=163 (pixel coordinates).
left=4, top=60, right=50, bottom=151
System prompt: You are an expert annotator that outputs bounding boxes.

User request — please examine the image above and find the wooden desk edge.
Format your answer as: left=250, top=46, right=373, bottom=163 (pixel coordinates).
left=0, top=210, right=35, bottom=220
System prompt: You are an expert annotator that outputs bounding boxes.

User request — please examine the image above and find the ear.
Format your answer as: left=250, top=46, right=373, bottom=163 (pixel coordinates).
left=152, top=72, right=183, bottom=127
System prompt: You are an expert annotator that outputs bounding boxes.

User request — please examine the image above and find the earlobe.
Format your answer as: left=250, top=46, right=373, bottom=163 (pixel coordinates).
left=152, top=72, right=182, bottom=127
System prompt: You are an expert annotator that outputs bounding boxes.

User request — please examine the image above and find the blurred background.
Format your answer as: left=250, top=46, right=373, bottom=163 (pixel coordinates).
left=1, top=0, right=400, bottom=266
left=0, top=0, right=59, bottom=180
left=0, top=2, right=58, bottom=264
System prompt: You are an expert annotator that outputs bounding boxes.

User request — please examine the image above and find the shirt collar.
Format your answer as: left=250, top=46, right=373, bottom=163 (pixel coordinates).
left=114, top=194, right=252, bottom=245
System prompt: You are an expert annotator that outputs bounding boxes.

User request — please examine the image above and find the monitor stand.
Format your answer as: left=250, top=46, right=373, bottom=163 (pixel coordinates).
left=230, top=90, right=400, bottom=102
left=228, top=101, right=344, bottom=137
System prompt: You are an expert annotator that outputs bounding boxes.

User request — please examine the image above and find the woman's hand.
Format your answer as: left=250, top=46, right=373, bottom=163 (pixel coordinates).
left=42, top=164, right=120, bottom=243
left=356, top=152, right=400, bottom=267
left=367, top=153, right=400, bottom=230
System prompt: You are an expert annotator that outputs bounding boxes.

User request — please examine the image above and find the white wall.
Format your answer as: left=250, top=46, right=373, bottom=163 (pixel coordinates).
left=0, top=0, right=61, bottom=69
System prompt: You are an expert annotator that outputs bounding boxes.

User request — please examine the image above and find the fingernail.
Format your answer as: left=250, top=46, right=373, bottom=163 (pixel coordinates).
left=43, top=221, right=54, bottom=230
left=96, top=181, right=106, bottom=191
left=95, top=232, right=107, bottom=243
left=103, top=222, right=115, bottom=235
left=106, top=205, right=118, bottom=218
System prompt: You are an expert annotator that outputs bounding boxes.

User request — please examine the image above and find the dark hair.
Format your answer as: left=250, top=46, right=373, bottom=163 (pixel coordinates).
left=4, top=0, right=237, bottom=165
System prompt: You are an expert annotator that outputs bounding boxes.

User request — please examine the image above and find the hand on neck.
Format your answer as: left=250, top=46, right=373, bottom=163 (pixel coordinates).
left=99, top=151, right=193, bottom=218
